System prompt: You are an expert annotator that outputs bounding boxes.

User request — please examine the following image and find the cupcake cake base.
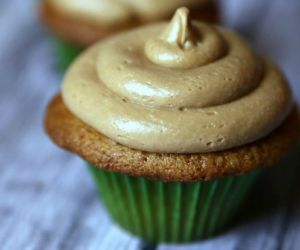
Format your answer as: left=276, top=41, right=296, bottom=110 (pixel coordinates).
left=45, top=95, right=299, bottom=182
left=45, top=95, right=299, bottom=242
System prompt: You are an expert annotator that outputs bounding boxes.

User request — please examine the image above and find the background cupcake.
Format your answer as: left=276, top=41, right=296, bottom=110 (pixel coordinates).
left=44, top=8, right=299, bottom=243
left=40, top=0, right=219, bottom=70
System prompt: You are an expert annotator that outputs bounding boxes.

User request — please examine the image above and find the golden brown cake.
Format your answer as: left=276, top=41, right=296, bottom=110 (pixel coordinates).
left=45, top=95, right=299, bottom=181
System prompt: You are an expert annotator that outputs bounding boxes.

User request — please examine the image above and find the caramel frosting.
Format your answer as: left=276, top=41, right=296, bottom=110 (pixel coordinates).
left=62, top=8, right=292, bottom=153
left=48, top=0, right=132, bottom=25
left=48, top=0, right=210, bottom=25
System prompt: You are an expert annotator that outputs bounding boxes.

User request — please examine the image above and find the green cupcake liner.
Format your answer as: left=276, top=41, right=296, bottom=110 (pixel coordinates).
left=52, top=38, right=82, bottom=71
left=88, top=164, right=260, bottom=243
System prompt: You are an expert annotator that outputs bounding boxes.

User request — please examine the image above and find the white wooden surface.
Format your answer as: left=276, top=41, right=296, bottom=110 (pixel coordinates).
left=0, top=0, right=300, bottom=249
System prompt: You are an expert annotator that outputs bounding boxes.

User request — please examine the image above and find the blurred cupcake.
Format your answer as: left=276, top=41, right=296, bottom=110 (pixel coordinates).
left=44, top=8, right=299, bottom=243
left=40, top=0, right=218, bottom=70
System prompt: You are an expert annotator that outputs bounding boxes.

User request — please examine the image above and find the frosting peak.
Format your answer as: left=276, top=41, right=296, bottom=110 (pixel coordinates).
left=145, top=7, right=226, bottom=69
left=159, top=7, right=198, bottom=49
left=62, top=8, right=292, bottom=153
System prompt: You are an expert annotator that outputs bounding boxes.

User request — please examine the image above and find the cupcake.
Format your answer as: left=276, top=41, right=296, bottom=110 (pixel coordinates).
left=40, top=0, right=218, bottom=70
left=44, top=8, right=299, bottom=243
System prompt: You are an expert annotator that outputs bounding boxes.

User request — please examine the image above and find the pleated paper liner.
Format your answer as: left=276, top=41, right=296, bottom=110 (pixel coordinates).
left=88, top=164, right=260, bottom=243
left=52, top=38, right=82, bottom=71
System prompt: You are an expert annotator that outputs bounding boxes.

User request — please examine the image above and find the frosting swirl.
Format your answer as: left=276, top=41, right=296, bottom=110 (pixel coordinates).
left=145, top=7, right=226, bottom=69
left=62, top=8, right=292, bottom=153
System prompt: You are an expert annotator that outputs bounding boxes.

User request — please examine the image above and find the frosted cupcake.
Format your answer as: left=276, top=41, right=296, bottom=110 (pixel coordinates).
left=40, top=0, right=218, bottom=70
left=44, top=8, right=299, bottom=243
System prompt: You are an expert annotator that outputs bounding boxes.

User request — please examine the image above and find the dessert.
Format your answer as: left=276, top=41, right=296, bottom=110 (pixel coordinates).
left=44, top=8, right=299, bottom=242
left=40, top=0, right=218, bottom=70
